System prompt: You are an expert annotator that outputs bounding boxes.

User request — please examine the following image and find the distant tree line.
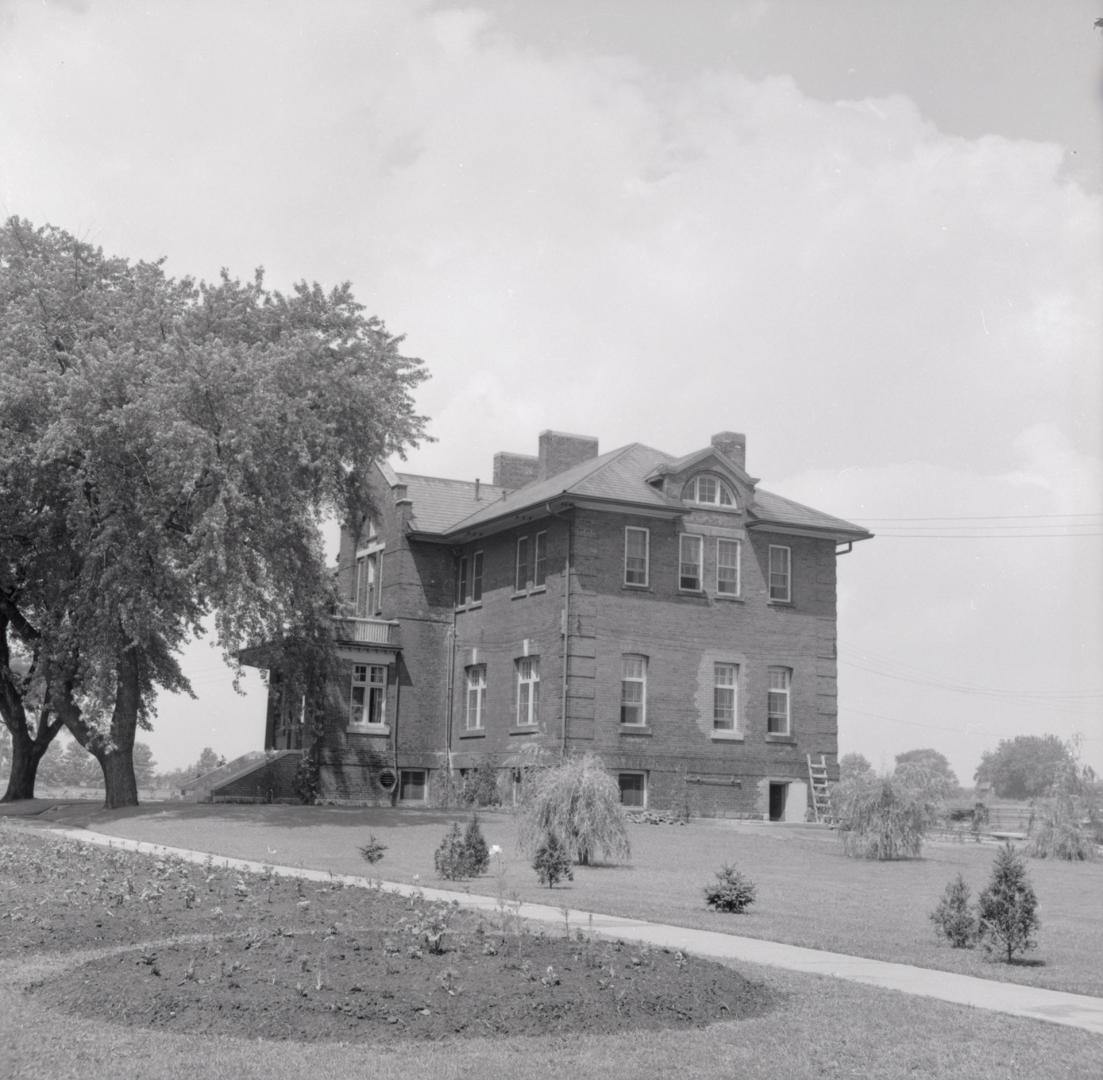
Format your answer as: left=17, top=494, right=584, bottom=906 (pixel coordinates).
left=0, top=728, right=225, bottom=793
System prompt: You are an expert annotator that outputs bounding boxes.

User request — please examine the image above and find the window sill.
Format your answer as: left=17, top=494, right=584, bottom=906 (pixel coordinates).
left=347, top=725, right=390, bottom=736
left=767, top=599, right=792, bottom=607
left=711, top=732, right=744, bottom=742
left=715, top=594, right=743, bottom=603
left=765, top=734, right=796, bottom=744
left=509, top=725, right=539, bottom=735
left=458, top=730, right=485, bottom=739
left=619, top=725, right=652, bottom=736
left=455, top=601, right=483, bottom=612
left=622, top=582, right=650, bottom=591
left=531, top=584, right=547, bottom=594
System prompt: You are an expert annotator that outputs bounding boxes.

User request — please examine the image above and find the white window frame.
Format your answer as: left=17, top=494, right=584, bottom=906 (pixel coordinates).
left=515, top=657, right=540, bottom=727
left=533, top=531, right=547, bottom=589
left=713, top=662, right=739, bottom=733
left=348, top=663, right=387, bottom=730
left=618, top=771, right=647, bottom=808
left=471, top=550, right=484, bottom=604
left=456, top=554, right=469, bottom=608
left=716, top=538, right=741, bottom=597
left=684, top=474, right=736, bottom=507
left=768, top=544, right=791, bottom=603
left=767, top=666, right=792, bottom=735
left=624, top=526, right=649, bottom=587
left=464, top=664, right=486, bottom=731
left=355, top=552, right=379, bottom=616
left=679, top=534, right=703, bottom=591
left=515, top=536, right=531, bottom=593
left=620, top=654, right=647, bottom=726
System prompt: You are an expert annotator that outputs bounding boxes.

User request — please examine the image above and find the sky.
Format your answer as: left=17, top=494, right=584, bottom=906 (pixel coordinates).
left=1, top=0, right=1101, bottom=784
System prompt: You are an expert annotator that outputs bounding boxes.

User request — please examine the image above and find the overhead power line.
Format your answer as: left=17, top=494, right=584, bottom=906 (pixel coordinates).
left=840, top=647, right=1103, bottom=704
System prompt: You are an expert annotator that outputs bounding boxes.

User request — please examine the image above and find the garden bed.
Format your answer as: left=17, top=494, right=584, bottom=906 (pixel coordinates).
left=1, top=826, right=774, bottom=1043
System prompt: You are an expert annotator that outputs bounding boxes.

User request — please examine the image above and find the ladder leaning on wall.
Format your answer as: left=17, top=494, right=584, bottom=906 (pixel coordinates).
left=806, top=754, right=833, bottom=824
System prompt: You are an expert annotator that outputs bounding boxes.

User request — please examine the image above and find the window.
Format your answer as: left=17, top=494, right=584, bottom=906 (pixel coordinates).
left=533, top=531, right=547, bottom=588
left=349, top=664, right=387, bottom=729
left=767, top=667, right=792, bottom=735
left=464, top=665, right=486, bottom=731
left=768, top=545, right=791, bottom=602
left=618, top=772, right=646, bottom=808
left=515, top=536, right=531, bottom=592
left=683, top=474, right=736, bottom=507
left=399, top=769, right=427, bottom=803
left=456, top=555, right=468, bottom=608
left=713, top=662, right=739, bottom=732
left=515, top=657, right=540, bottom=726
left=471, top=551, right=483, bottom=603
left=620, top=654, right=647, bottom=726
left=624, top=527, right=649, bottom=586
left=355, top=553, right=378, bottom=616
left=679, top=534, right=703, bottom=591
left=458, top=551, right=483, bottom=606
left=716, top=538, right=741, bottom=597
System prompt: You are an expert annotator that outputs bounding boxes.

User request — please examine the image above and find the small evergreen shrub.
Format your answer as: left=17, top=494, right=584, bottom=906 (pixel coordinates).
left=433, top=817, right=491, bottom=880
left=532, top=831, right=574, bottom=888
left=703, top=864, right=757, bottom=913
left=434, top=823, right=471, bottom=880
left=930, top=873, right=977, bottom=947
left=462, top=814, right=490, bottom=876
left=978, top=843, right=1040, bottom=962
left=358, top=834, right=387, bottom=865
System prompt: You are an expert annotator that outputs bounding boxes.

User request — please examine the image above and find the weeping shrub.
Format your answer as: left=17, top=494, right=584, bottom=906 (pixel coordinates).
left=833, top=771, right=937, bottom=860
left=1026, top=758, right=1099, bottom=861
left=517, top=753, right=631, bottom=866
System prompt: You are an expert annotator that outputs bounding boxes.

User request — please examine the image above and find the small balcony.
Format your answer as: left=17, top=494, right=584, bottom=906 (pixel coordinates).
left=331, top=616, right=401, bottom=648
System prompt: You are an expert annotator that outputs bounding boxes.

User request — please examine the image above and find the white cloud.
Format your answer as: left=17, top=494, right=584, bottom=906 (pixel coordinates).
left=1, top=1, right=1098, bottom=770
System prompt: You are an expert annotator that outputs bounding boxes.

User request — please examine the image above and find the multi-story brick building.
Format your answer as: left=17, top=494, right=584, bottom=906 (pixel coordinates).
left=242, top=429, right=871, bottom=818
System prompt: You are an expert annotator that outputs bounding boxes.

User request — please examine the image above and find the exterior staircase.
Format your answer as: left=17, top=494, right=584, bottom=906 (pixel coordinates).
left=179, top=749, right=301, bottom=803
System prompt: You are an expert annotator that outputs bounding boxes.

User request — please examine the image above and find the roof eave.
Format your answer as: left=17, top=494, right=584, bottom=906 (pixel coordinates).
left=745, top=518, right=874, bottom=544
left=409, top=491, right=684, bottom=545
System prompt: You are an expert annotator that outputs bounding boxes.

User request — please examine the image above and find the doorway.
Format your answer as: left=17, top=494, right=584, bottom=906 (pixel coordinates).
left=768, top=782, right=788, bottom=822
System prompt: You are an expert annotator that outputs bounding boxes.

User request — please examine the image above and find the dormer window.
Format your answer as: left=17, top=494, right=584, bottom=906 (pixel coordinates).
left=683, top=474, right=736, bottom=508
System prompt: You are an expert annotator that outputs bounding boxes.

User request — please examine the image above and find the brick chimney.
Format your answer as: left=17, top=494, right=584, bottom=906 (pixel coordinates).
left=710, top=431, right=746, bottom=471
left=492, top=452, right=540, bottom=490
left=538, top=430, right=599, bottom=480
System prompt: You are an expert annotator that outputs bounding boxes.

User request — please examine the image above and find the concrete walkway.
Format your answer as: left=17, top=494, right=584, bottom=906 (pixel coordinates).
left=41, top=824, right=1103, bottom=1037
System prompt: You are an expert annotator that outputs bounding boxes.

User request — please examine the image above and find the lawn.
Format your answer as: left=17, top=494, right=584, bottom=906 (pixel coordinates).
left=26, top=800, right=1103, bottom=997
left=2, top=817, right=1102, bottom=1080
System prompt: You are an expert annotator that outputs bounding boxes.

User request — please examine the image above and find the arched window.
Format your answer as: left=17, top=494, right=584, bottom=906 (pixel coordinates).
left=683, top=474, right=736, bottom=508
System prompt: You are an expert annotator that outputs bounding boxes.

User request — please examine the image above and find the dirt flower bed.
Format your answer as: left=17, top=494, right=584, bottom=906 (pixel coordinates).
left=1, top=826, right=775, bottom=1043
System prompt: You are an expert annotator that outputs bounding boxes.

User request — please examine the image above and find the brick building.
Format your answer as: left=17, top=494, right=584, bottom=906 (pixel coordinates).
left=242, top=430, right=871, bottom=818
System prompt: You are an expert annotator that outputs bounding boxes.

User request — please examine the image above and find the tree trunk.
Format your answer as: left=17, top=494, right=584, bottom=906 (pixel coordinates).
left=97, top=649, right=143, bottom=809
left=96, top=746, right=139, bottom=809
left=62, top=649, right=144, bottom=809
left=1, top=725, right=47, bottom=801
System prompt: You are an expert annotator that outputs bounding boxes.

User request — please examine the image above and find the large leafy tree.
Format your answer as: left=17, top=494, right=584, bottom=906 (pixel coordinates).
left=894, top=747, right=961, bottom=799
left=974, top=735, right=1073, bottom=800
left=0, top=218, right=427, bottom=806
